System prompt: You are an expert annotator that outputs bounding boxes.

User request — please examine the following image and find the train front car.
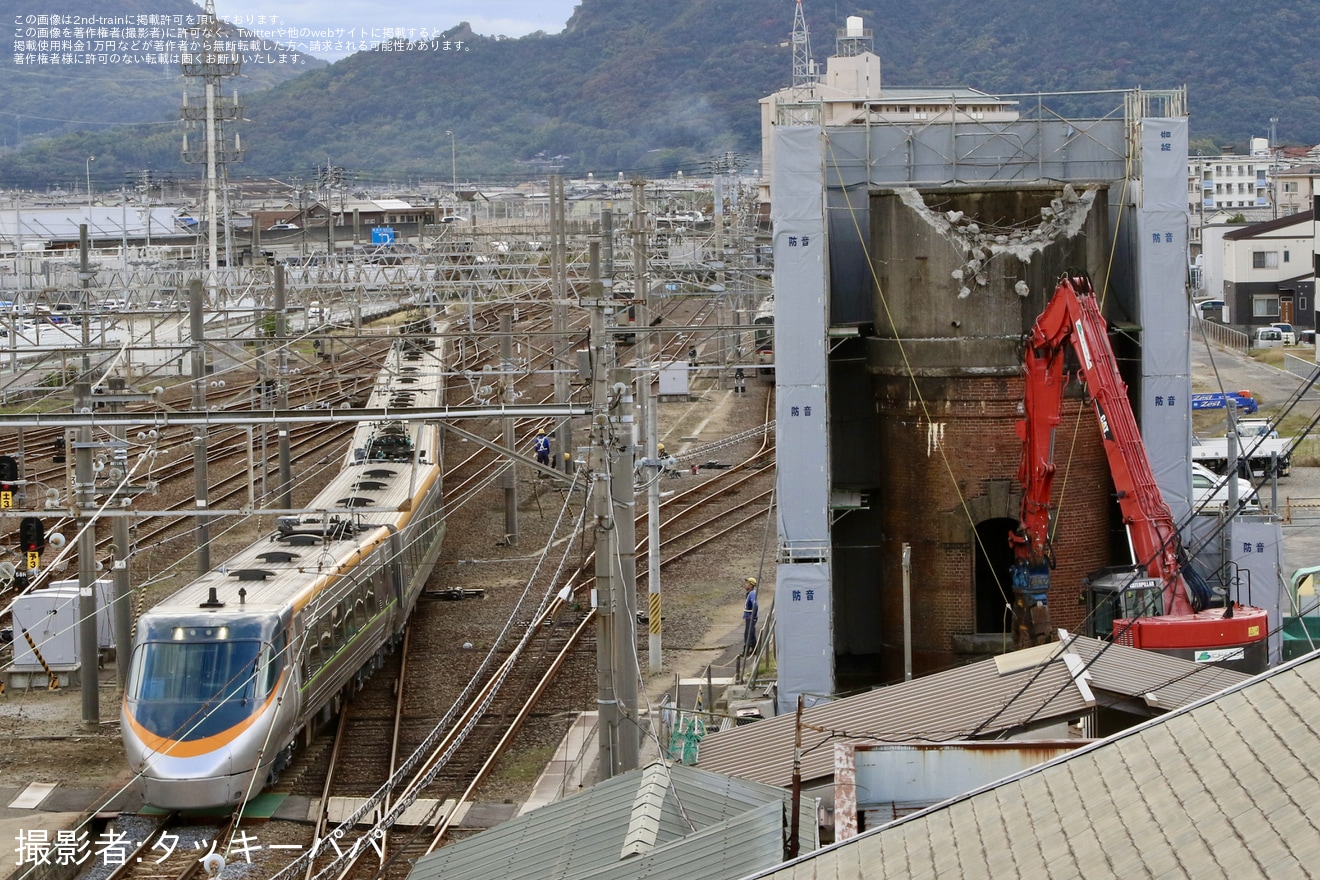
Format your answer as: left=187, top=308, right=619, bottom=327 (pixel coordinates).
left=122, top=608, right=297, bottom=809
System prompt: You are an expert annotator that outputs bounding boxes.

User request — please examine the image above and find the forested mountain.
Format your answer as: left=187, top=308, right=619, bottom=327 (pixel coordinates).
left=3, top=0, right=1317, bottom=188
left=0, top=0, right=322, bottom=189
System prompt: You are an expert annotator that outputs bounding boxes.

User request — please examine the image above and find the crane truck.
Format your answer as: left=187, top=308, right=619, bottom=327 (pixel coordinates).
left=1011, top=272, right=1268, bottom=672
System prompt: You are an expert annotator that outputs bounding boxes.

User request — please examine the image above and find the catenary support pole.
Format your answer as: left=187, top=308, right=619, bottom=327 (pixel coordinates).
left=274, top=265, right=293, bottom=509
left=188, top=278, right=211, bottom=574
left=590, top=242, right=621, bottom=780
left=110, top=377, right=133, bottom=687
left=611, top=366, right=639, bottom=773
left=632, top=177, right=664, bottom=673
left=549, top=175, right=573, bottom=469
left=501, top=313, right=518, bottom=546
left=75, top=380, right=99, bottom=725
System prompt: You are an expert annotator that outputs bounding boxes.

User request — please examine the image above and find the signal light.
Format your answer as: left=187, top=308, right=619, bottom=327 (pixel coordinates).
left=19, top=517, right=44, bottom=553
left=0, top=454, right=14, bottom=509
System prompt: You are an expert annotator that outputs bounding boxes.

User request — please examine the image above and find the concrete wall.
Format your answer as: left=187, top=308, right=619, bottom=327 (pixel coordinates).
left=847, top=185, right=1115, bottom=675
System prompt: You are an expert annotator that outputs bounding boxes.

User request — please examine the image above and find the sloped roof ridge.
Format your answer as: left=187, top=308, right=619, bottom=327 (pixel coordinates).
left=746, top=649, right=1320, bottom=878
left=1222, top=209, right=1315, bottom=240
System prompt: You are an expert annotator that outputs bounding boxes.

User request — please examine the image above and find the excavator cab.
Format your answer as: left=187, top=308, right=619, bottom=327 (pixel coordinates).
left=1081, top=568, right=1164, bottom=642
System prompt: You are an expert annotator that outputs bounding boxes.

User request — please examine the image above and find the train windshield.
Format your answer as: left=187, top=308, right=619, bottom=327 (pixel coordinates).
left=127, top=620, right=284, bottom=742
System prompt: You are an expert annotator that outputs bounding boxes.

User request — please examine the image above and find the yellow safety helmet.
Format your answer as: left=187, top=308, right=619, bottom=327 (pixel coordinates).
left=745, top=577, right=758, bottom=587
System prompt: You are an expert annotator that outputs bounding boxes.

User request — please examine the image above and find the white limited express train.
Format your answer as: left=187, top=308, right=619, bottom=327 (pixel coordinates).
left=122, top=328, right=446, bottom=809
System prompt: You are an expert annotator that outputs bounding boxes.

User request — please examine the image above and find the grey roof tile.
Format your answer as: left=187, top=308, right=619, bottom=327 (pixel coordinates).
left=407, top=763, right=798, bottom=880
left=740, top=652, right=1320, bottom=880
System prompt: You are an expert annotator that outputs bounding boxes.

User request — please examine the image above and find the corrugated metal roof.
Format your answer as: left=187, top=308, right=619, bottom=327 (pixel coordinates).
left=700, top=636, right=1249, bottom=789
left=745, top=650, right=1320, bottom=879
left=1063, top=631, right=1250, bottom=710
left=406, top=763, right=808, bottom=880
left=699, top=650, right=1093, bottom=787
left=0, top=206, right=190, bottom=240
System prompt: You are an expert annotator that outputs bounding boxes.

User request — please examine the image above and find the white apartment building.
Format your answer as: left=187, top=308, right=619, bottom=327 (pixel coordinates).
left=759, top=17, right=1018, bottom=190
left=1187, top=145, right=1271, bottom=216
left=1273, top=165, right=1319, bottom=217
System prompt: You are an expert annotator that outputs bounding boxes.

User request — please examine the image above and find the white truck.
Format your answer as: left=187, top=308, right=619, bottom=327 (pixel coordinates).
left=1191, top=418, right=1292, bottom=477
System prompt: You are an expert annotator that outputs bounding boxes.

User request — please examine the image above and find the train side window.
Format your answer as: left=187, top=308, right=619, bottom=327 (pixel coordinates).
left=335, top=601, right=348, bottom=643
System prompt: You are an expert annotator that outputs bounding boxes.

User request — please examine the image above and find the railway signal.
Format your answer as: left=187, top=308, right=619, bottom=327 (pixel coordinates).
left=0, top=454, right=16, bottom=509
left=19, top=516, right=44, bottom=570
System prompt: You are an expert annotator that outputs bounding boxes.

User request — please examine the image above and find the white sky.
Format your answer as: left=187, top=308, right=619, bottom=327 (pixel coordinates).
left=215, top=0, right=582, bottom=60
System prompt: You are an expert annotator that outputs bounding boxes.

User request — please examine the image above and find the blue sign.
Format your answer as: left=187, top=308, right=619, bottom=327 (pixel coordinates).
left=371, top=227, right=395, bottom=245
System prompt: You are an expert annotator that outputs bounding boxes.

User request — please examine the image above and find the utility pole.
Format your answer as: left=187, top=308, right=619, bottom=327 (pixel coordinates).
left=713, top=169, right=730, bottom=384
left=75, top=379, right=98, bottom=726
left=180, top=0, right=243, bottom=308
left=274, top=265, right=293, bottom=509
left=500, top=313, right=518, bottom=546
left=549, top=175, right=573, bottom=469
left=109, top=377, right=133, bottom=687
left=76, top=223, right=98, bottom=724
left=631, top=178, right=663, bottom=672
left=591, top=242, right=640, bottom=778
left=188, top=279, right=211, bottom=574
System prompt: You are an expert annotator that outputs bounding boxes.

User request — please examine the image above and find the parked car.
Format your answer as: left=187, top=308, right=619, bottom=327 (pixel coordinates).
left=1272, top=322, right=1297, bottom=345
left=267, top=222, right=299, bottom=231
left=1237, top=418, right=1279, bottom=439
left=1197, top=299, right=1225, bottom=321
left=1301, top=329, right=1316, bottom=346
left=1192, top=462, right=1258, bottom=510
left=1253, top=327, right=1283, bottom=349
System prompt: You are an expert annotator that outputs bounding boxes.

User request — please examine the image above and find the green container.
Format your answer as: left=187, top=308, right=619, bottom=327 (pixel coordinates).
left=1281, top=617, right=1320, bottom=661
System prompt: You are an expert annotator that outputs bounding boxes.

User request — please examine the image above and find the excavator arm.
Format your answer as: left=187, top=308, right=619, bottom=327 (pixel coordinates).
left=1011, top=272, right=1268, bottom=669
left=1012, top=273, right=1196, bottom=627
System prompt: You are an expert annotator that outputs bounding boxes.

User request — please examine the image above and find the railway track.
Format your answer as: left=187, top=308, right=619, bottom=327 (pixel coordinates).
left=45, top=288, right=772, bottom=880
left=265, top=398, right=774, bottom=879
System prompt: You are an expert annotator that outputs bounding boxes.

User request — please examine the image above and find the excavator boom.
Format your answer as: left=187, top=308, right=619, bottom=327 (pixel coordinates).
left=1012, top=273, right=1268, bottom=669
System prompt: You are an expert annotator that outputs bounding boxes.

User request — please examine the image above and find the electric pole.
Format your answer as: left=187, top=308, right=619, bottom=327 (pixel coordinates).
left=188, top=279, right=212, bottom=574
left=549, top=175, right=573, bottom=469
left=274, top=265, right=293, bottom=509
left=631, top=177, right=663, bottom=673
left=590, top=241, right=640, bottom=778
left=76, top=224, right=98, bottom=725
left=500, top=313, right=518, bottom=546
left=180, top=0, right=243, bottom=308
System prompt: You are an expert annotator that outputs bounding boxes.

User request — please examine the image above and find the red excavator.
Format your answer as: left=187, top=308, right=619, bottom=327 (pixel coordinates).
left=1011, top=272, right=1268, bottom=672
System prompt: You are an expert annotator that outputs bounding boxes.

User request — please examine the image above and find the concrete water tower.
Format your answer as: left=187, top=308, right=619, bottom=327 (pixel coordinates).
left=860, top=184, right=1119, bottom=677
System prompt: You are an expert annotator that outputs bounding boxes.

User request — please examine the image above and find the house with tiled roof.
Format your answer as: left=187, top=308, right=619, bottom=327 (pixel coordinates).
left=1218, top=210, right=1315, bottom=332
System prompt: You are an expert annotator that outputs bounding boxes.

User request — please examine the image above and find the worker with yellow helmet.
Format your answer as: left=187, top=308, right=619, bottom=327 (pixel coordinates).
left=742, top=576, right=759, bottom=655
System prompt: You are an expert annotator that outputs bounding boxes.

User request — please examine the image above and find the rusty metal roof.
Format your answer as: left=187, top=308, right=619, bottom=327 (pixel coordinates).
left=699, top=634, right=1249, bottom=789
left=1062, top=630, right=1250, bottom=710
left=744, top=650, right=1320, bottom=879
left=698, top=646, right=1095, bottom=788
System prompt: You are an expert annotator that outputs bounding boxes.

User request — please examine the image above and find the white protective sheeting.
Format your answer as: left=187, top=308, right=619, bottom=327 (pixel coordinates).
left=1135, top=118, right=1194, bottom=524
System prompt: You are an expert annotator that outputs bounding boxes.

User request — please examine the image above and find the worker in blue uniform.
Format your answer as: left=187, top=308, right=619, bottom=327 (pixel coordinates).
left=742, top=576, right=759, bottom=654
left=534, top=430, right=552, bottom=468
